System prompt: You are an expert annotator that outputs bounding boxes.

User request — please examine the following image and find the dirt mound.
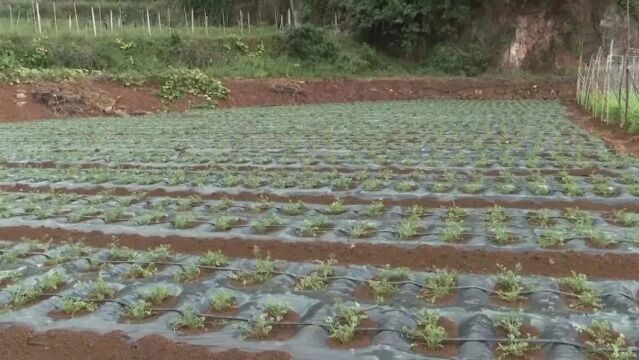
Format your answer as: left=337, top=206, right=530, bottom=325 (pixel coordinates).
left=32, top=83, right=126, bottom=117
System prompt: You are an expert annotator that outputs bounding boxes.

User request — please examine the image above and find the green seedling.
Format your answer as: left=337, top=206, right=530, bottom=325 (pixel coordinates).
left=108, top=244, right=138, bottom=261
left=87, top=275, right=116, bottom=300
left=486, top=205, right=508, bottom=224
left=441, top=221, right=465, bottom=242
left=561, top=272, right=603, bottom=311
left=212, top=215, right=241, bottom=231
left=61, top=298, right=98, bottom=315
left=133, top=210, right=166, bottom=225
left=361, top=178, right=386, bottom=191
left=230, top=248, right=275, bottom=286
left=250, top=214, right=283, bottom=234
left=144, top=285, right=170, bottom=305
left=210, top=291, right=237, bottom=312
left=538, top=228, right=567, bottom=248
left=364, top=201, right=385, bottom=217
left=398, top=215, right=420, bottom=240
left=172, top=306, right=205, bottom=330
left=421, top=268, right=458, bottom=303
left=325, top=303, right=368, bottom=344
left=40, top=270, right=65, bottom=291
left=325, top=199, right=347, bottom=215
left=175, top=264, right=201, bottom=282
left=495, top=263, right=525, bottom=303
left=127, top=299, right=152, bottom=320
left=282, top=201, right=307, bottom=216
left=581, top=320, right=634, bottom=360
left=250, top=302, right=291, bottom=337
left=611, top=209, right=637, bottom=226
left=295, top=257, right=336, bottom=291
left=199, top=250, right=229, bottom=267
left=300, top=216, right=331, bottom=237
left=170, top=213, right=196, bottom=229
left=124, top=264, right=157, bottom=279
left=347, top=222, right=376, bottom=238
left=403, top=309, right=446, bottom=349
left=529, top=209, right=554, bottom=227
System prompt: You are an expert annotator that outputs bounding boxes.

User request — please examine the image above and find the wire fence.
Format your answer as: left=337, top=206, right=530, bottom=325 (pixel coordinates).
left=577, top=45, right=639, bottom=132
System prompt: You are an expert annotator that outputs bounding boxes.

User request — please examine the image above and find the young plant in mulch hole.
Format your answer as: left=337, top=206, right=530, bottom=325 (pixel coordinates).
left=229, top=248, right=275, bottom=287
left=67, top=207, right=101, bottom=223
left=133, top=209, right=166, bottom=226
left=170, top=213, right=198, bottom=229
left=559, top=172, right=585, bottom=196
left=198, top=250, right=229, bottom=267
left=583, top=229, right=618, bottom=249
left=56, top=298, right=98, bottom=318
left=331, top=176, right=353, bottom=191
left=444, top=206, right=466, bottom=223
left=403, top=309, right=457, bottom=357
left=356, top=266, right=411, bottom=303
left=493, top=264, right=527, bottom=306
left=281, top=200, right=307, bottom=216
left=247, top=302, right=299, bottom=340
left=397, top=214, right=422, bottom=240
left=250, top=214, right=285, bottom=234
left=394, top=179, right=420, bottom=192
left=496, top=171, right=518, bottom=194
left=579, top=320, right=634, bottom=360
left=560, top=272, right=603, bottom=312
left=175, top=195, right=202, bottom=211
left=123, top=263, right=158, bottom=280
left=441, top=221, right=468, bottom=243
left=295, top=256, right=337, bottom=291
left=346, top=221, right=377, bottom=239
left=87, top=274, right=117, bottom=300
left=527, top=172, right=551, bottom=195
left=537, top=228, right=567, bottom=248
left=299, top=215, right=331, bottom=237
left=108, top=243, right=138, bottom=261
left=324, top=198, right=347, bottom=215
left=363, top=201, right=385, bottom=217
left=361, top=178, right=386, bottom=192
left=101, top=206, right=126, bottom=224
left=564, top=207, right=594, bottom=228
left=527, top=209, right=556, bottom=227
left=325, top=302, right=374, bottom=348
left=171, top=305, right=206, bottom=333
left=0, top=268, right=23, bottom=289
left=420, top=268, right=458, bottom=304
left=249, top=196, right=272, bottom=213
left=495, top=312, right=540, bottom=359
left=211, top=215, right=243, bottom=231
left=175, top=264, right=202, bottom=282
left=590, top=175, right=621, bottom=197
left=607, top=209, right=638, bottom=227
left=461, top=174, right=486, bottom=194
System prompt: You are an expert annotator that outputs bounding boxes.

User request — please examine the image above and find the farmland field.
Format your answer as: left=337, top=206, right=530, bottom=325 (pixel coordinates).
left=1, top=100, right=639, bottom=359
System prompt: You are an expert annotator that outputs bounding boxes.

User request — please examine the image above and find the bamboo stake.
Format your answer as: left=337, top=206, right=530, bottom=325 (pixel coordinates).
left=31, top=0, right=36, bottom=33
left=118, top=7, right=122, bottom=29
left=222, top=8, right=226, bottom=33
left=35, top=2, right=41, bottom=35
left=146, top=7, right=151, bottom=35
left=167, top=7, right=171, bottom=28
left=91, top=7, right=96, bottom=37
left=248, top=12, right=251, bottom=35
left=52, top=2, right=57, bottom=34
left=110, top=10, right=113, bottom=33
left=9, top=4, right=13, bottom=29
left=68, top=14, right=72, bottom=30
left=280, top=14, right=284, bottom=31
left=184, top=8, right=188, bottom=29
left=204, top=9, right=208, bottom=35
left=191, top=8, right=194, bottom=33
left=289, top=0, right=297, bottom=27
left=240, top=10, right=244, bottom=36
left=157, top=11, right=161, bottom=30
left=274, top=10, right=277, bottom=30
left=98, top=5, right=102, bottom=33
left=17, top=10, right=21, bottom=26
left=287, top=8, right=291, bottom=28
left=74, top=3, right=79, bottom=33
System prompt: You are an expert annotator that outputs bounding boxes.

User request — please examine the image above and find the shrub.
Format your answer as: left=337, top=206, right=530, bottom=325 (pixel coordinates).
left=159, top=68, right=229, bottom=102
left=284, top=25, right=337, bottom=62
left=424, top=43, right=489, bottom=76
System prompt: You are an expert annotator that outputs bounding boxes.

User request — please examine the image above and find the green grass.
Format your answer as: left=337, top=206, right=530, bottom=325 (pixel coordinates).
left=0, top=21, right=421, bottom=83
left=580, top=90, right=639, bottom=133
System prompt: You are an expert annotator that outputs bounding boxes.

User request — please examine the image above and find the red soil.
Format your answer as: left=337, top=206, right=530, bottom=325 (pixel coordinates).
left=0, top=325, right=291, bottom=360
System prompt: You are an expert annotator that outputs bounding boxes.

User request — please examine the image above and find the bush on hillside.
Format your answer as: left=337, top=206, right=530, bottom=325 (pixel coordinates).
left=284, top=25, right=337, bottom=62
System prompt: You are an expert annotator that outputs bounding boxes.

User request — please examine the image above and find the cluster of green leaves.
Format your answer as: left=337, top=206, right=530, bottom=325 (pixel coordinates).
left=325, top=302, right=368, bottom=344
left=560, top=272, right=603, bottom=311
left=421, top=268, right=458, bottom=303
left=403, top=309, right=447, bottom=349
left=581, top=320, right=634, bottom=360
left=229, top=248, right=275, bottom=286
left=295, top=257, right=337, bottom=291
left=250, top=302, right=291, bottom=337
left=159, top=68, right=229, bottom=103
left=368, top=266, right=411, bottom=302
left=495, top=264, right=526, bottom=303
left=496, top=312, right=537, bottom=358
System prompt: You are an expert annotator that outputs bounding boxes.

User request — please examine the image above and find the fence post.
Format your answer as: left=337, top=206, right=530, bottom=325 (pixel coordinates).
left=240, top=10, right=244, bottom=36
left=222, top=8, right=226, bottom=33
left=74, top=3, right=79, bottom=33
left=52, top=2, right=58, bottom=34
left=146, top=7, right=151, bottom=35
left=157, top=11, right=161, bottom=31
left=110, top=10, right=113, bottom=33
left=191, top=8, right=194, bottom=33
left=98, top=5, right=102, bottom=33
left=248, top=12, right=251, bottom=35
left=91, top=7, right=97, bottom=37
left=35, top=2, right=42, bottom=35
left=9, top=4, right=13, bottom=29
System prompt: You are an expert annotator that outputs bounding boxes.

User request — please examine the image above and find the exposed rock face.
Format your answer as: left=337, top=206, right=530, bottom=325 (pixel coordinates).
left=501, top=12, right=556, bottom=69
